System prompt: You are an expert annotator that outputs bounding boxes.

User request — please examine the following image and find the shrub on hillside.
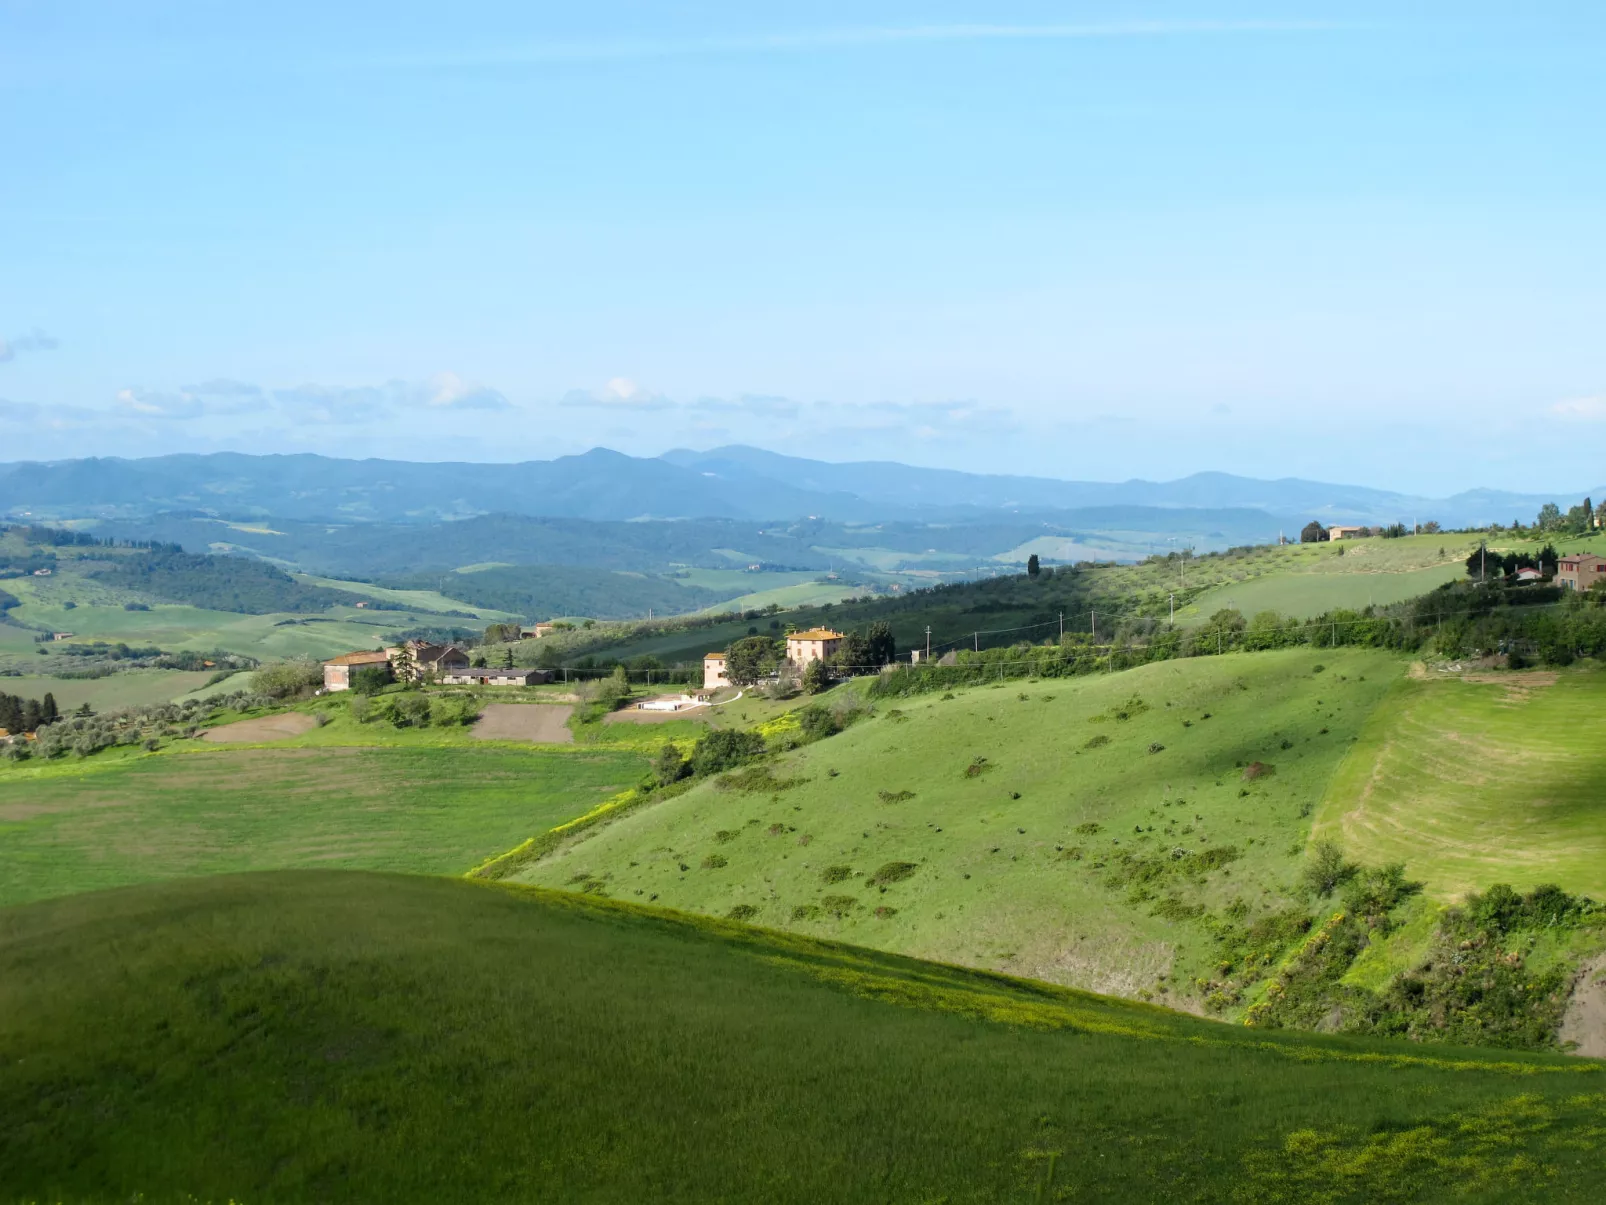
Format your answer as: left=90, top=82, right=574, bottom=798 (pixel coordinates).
left=690, top=729, right=766, bottom=776
left=253, top=658, right=323, bottom=700
left=350, top=666, right=391, bottom=695
left=652, top=742, right=689, bottom=786
left=1300, top=840, right=1358, bottom=898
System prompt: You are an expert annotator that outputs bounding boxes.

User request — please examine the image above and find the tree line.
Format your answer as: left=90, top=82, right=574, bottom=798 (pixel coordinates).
left=0, top=689, right=60, bottom=735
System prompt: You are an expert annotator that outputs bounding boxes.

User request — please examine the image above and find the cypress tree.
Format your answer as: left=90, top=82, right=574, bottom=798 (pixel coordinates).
left=41, top=692, right=58, bottom=724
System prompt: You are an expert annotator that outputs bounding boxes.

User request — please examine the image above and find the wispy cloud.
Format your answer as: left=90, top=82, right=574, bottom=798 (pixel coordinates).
left=1551, top=396, right=1606, bottom=421
left=561, top=377, right=673, bottom=410
left=112, top=372, right=509, bottom=425
left=0, top=328, right=61, bottom=363
left=363, top=19, right=1351, bottom=70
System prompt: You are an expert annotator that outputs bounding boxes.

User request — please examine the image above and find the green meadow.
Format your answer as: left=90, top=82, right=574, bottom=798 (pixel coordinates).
left=518, top=649, right=1406, bottom=1001
left=3, top=871, right=1601, bottom=1205
left=1318, top=665, right=1606, bottom=901
left=0, top=744, right=644, bottom=907
left=0, top=669, right=221, bottom=713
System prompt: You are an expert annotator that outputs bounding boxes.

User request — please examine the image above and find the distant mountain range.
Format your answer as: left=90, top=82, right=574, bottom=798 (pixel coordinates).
left=0, top=446, right=1588, bottom=530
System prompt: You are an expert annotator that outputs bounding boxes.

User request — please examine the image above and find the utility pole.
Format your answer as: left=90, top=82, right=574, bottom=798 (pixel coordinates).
left=1058, top=612, right=1063, bottom=641
left=973, top=631, right=979, bottom=652
left=1090, top=610, right=1097, bottom=643
left=925, top=625, right=931, bottom=660
left=1169, top=593, right=1175, bottom=625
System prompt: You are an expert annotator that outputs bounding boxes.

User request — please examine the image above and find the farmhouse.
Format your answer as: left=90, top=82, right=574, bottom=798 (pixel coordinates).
left=439, top=668, right=552, bottom=687
left=1514, top=566, right=1545, bottom=583
left=1327, top=525, right=1368, bottom=540
left=405, top=641, right=471, bottom=680
left=1556, top=554, right=1606, bottom=592
left=323, top=649, right=393, bottom=692
left=703, top=652, right=729, bottom=690
left=786, top=628, right=843, bottom=668
left=521, top=623, right=555, bottom=639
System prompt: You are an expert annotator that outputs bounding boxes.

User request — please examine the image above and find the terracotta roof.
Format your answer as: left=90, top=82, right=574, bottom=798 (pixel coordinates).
left=325, top=650, right=392, bottom=666
left=704, top=651, right=726, bottom=660
left=788, top=628, right=844, bottom=641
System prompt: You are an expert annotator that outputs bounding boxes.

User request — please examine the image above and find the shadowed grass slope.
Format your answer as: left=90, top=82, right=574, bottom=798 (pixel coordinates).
left=1, top=871, right=1601, bottom=1204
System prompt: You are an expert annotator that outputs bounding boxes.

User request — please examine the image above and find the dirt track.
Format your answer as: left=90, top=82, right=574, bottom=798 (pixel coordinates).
left=472, top=704, right=574, bottom=744
left=1561, top=955, right=1606, bottom=1059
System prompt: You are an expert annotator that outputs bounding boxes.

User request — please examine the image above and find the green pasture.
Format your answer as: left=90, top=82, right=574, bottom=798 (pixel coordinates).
left=3, top=871, right=1600, bottom=1205
left=11, top=598, right=427, bottom=661
left=295, top=573, right=519, bottom=619
left=519, top=649, right=1405, bottom=1005
left=0, top=669, right=219, bottom=713
left=0, top=744, right=645, bottom=907
left=1317, top=665, right=1606, bottom=901
left=1177, top=562, right=1466, bottom=623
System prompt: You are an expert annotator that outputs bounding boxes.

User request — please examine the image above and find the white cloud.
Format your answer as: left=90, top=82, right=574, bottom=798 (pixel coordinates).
left=1551, top=396, right=1606, bottom=420
left=418, top=371, right=510, bottom=411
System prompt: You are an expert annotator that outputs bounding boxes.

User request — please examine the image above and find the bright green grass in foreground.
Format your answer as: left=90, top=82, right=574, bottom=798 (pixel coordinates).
left=1, top=872, right=1600, bottom=1204
left=521, top=649, right=1404, bottom=1004
left=0, top=746, right=643, bottom=907
left=1319, top=665, right=1606, bottom=901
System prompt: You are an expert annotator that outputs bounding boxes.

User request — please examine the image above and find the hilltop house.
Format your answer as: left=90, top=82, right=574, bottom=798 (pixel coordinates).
left=785, top=628, right=843, bottom=668
left=703, top=652, right=729, bottom=690
left=521, top=623, right=555, bottom=639
left=1328, top=525, right=1368, bottom=540
left=1556, top=554, right=1606, bottom=592
left=323, top=649, right=393, bottom=692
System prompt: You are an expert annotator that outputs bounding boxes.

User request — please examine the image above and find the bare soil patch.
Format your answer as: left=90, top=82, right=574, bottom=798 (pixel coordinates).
left=202, top=713, right=319, bottom=743
left=1561, top=955, right=1606, bottom=1059
left=472, top=703, right=574, bottom=744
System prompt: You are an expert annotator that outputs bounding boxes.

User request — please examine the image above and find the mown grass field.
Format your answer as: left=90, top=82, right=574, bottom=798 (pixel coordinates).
left=518, top=649, right=1405, bottom=1002
left=1317, top=665, right=1606, bottom=901
left=1176, top=562, right=1467, bottom=624
left=0, top=745, right=644, bottom=907
left=3, top=871, right=1601, bottom=1204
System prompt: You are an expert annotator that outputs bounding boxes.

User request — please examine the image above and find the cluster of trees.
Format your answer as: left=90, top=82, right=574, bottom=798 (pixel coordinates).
left=1300, top=521, right=1439, bottom=543
left=1464, top=543, right=1557, bottom=581
left=0, top=689, right=59, bottom=735
left=92, top=549, right=363, bottom=615
left=7, top=689, right=276, bottom=762
left=380, top=564, right=734, bottom=622
left=1530, top=498, right=1596, bottom=536
left=349, top=692, right=478, bottom=729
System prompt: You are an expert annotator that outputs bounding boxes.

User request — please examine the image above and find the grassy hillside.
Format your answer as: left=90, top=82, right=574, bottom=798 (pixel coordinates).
left=3, top=871, right=1601, bottom=1204
left=1318, top=665, right=1606, bottom=901
left=516, top=649, right=1404, bottom=1003
left=0, top=745, right=643, bottom=907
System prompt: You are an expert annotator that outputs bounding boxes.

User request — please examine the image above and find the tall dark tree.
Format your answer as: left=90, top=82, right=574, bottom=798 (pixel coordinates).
left=724, top=635, right=780, bottom=685
left=41, top=692, right=58, bottom=724
left=864, top=621, right=896, bottom=667
left=1300, top=521, right=1329, bottom=544
left=1026, top=553, right=1041, bottom=577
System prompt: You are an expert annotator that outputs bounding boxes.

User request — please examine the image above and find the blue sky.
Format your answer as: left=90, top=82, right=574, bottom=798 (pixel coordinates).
left=2, top=1, right=1604, bottom=494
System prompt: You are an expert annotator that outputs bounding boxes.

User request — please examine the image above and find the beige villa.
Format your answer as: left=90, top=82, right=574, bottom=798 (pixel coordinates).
left=785, top=628, right=844, bottom=667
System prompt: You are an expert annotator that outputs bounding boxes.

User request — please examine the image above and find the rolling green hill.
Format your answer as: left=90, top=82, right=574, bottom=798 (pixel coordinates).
left=2, top=871, right=1601, bottom=1204
left=514, top=649, right=1404, bottom=1001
